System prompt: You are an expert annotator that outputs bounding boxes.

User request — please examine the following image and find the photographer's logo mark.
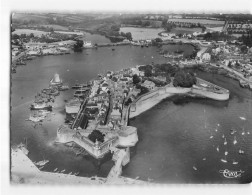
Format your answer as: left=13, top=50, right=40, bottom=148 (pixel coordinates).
left=219, top=169, right=244, bottom=178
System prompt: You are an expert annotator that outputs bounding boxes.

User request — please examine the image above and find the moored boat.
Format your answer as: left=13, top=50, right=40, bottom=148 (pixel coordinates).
left=50, top=73, right=63, bottom=86
left=30, top=102, right=52, bottom=111
left=58, top=85, right=69, bottom=91
left=35, top=160, right=49, bottom=166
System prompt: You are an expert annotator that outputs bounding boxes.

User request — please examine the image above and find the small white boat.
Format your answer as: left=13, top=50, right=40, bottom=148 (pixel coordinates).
left=193, top=166, right=197, bottom=171
left=233, top=136, right=237, bottom=145
left=210, top=135, right=213, bottom=139
left=225, top=151, right=228, bottom=156
left=54, top=168, right=58, bottom=172
left=74, top=172, right=79, bottom=176
left=217, top=124, right=220, bottom=127
left=69, top=172, right=73, bottom=175
left=39, top=166, right=44, bottom=170
left=230, top=129, right=237, bottom=135
left=247, top=132, right=250, bottom=135
left=216, top=146, right=219, bottom=152
left=35, top=160, right=49, bottom=166
left=221, top=158, right=227, bottom=163
left=239, top=149, right=245, bottom=154
left=60, top=169, right=66, bottom=173
left=215, top=129, right=218, bottom=132
left=232, top=160, right=238, bottom=165
left=224, top=138, right=227, bottom=145
left=222, top=134, right=225, bottom=139
left=239, top=117, right=246, bottom=120
left=202, top=158, right=206, bottom=161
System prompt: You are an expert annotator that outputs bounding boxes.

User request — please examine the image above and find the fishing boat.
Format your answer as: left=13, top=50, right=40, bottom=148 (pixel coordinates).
left=35, top=160, right=49, bottom=166
left=233, top=136, right=237, bottom=145
left=220, top=158, right=227, bottom=163
left=232, top=160, right=238, bottom=165
left=50, top=73, right=63, bottom=86
left=30, top=102, right=52, bottom=111
left=26, top=115, right=45, bottom=123
left=17, top=141, right=29, bottom=155
left=74, top=172, right=79, bottom=176
left=202, top=158, right=206, bottom=160
left=225, top=151, right=228, bottom=156
left=58, top=85, right=69, bottom=91
left=216, top=146, right=219, bottom=152
left=54, top=168, right=58, bottom=172
left=193, top=166, right=197, bottom=171
left=74, top=90, right=87, bottom=98
left=72, top=83, right=89, bottom=89
left=75, top=87, right=89, bottom=92
left=38, top=110, right=51, bottom=116
left=210, top=135, right=213, bottom=139
left=69, top=172, right=73, bottom=175
left=42, top=87, right=60, bottom=96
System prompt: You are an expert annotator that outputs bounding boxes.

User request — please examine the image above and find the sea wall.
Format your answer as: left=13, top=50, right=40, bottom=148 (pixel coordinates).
left=129, top=82, right=229, bottom=118
left=129, top=86, right=190, bottom=118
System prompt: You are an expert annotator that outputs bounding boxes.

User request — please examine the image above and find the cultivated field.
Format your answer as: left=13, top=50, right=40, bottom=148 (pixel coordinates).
left=169, top=18, right=225, bottom=27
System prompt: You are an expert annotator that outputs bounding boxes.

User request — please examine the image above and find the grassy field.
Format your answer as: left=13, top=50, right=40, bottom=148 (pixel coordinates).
left=41, top=24, right=69, bottom=31
left=170, top=27, right=202, bottom=34
left=169, top=18, right=225, bottom=27
left=12, top=29, right=49, bottom=36
left=120, top=27, right=164, bottom=40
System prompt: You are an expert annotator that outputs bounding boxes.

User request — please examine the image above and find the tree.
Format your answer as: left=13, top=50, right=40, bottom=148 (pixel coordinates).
left=124, top=98, right=132, bottom=106
left=12, top=34, right=19, bottom=40
left=240, top=45, right=248, bottom=53
left=144, top=68, right=152, bottom=77
left=73, top=39, right=83, bottom=52
left=132, top=74, right=141, bottom=84
left=155, top=37, right=163, bottom=43
left=88, top=130, right=105, bottom=143
left=173, top=70, right=197, bottom=88
left=112, top=77, right=118, bottom=82
left=125, top=32, right=132, bottom=41
left=29, top=33, right=34, bottom=38
left=201, top=26, right=206, bottom=33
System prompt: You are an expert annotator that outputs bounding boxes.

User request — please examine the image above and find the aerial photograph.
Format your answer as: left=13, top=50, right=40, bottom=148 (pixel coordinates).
left=8, top=1, right=252, bottom=186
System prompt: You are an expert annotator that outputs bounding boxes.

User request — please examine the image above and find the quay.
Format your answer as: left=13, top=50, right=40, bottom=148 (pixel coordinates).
left=11, top=148, right=146, bottom=184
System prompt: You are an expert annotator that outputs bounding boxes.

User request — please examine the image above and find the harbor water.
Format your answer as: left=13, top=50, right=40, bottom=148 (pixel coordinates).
left=10, top=43, right=252, bottom=183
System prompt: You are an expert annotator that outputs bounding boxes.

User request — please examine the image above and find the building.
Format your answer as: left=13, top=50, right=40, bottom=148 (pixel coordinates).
left=201, top=53, right=211, bottom=61
left=142, top=80, right=155, bottom=90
